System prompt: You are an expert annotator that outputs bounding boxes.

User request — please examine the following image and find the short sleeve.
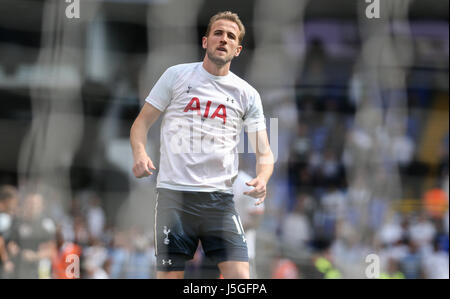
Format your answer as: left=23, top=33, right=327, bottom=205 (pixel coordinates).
left=243, top=90, right=266, bottom=132
left=145, top=67, right=177, bottom=112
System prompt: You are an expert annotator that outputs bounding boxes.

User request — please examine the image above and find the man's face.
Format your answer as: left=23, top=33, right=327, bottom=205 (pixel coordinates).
left=0, top=197, right=18, bottom=214
left=202, top=19, right=242, bottom=66
left=23, top=194, right=43, bottom=219
left=6, top=196, right=18, bottom=215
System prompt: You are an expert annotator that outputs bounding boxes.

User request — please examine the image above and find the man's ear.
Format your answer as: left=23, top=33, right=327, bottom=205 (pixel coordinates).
left=202, top=36, right=207, bottom=49
left=235, top=45, right=243, bottom=57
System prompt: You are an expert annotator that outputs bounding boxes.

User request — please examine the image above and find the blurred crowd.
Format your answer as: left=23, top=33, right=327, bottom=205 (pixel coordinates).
left=265, top=38, right=449, bottom=279
left=0, top=185, right=156, bottom=279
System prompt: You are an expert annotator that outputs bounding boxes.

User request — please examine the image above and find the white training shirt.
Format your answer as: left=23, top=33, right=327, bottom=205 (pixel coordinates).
left=145, top=62, right=266, bottom=193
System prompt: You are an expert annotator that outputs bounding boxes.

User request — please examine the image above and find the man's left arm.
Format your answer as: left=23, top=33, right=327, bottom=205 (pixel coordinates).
left=245, top=129, right=274, bottom=206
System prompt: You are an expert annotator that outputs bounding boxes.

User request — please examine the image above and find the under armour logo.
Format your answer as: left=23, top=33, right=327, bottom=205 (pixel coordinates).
left=162, top=259, right=172, bottom=265
left=163, top=226, right=171, bottom=245
left=187, top=86, right=192, bottom=94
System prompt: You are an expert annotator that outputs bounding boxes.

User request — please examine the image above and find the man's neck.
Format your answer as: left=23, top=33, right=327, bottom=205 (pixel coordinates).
left=202, top=57, right=230, bottom=76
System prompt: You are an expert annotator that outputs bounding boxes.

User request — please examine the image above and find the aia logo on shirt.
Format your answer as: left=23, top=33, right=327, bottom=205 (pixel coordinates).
left=184, top=97, right=227, bottom=124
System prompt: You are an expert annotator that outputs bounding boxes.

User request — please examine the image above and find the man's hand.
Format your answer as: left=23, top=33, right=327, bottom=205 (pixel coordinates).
left=132, top=155, right=156, bottom=178
left=244, top=177, right=267, bottom=206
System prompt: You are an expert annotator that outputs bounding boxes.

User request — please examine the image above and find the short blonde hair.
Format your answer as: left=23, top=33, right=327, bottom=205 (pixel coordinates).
left=205, top=11, right=246, bottom=45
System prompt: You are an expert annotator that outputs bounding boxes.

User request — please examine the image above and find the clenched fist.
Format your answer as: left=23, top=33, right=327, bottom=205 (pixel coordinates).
left=132, top=155, right=156, bottom=178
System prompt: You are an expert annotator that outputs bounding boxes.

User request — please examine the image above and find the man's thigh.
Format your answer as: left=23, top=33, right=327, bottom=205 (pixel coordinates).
left=154, top=189, right=200, bottom=272
left=199, top=192, right=249, bottom=265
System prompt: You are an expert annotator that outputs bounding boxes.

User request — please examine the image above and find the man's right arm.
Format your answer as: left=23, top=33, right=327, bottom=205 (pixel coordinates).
left=130, top=103, right=162, bottom=178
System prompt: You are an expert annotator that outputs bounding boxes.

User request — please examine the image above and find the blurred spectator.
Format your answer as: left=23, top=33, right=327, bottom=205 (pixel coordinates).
left=434, top=216, right=449, bottom=254
left=0, top=185, right=18, bottom=278
left=52, top=226, right=82, bottom=279
left=317, top=185, right=347, bottom=238
left=310, top=238, right=342, bottom=279
left=377, top=215, right=404, bottom=246
left=422, top=237, right=449, bottom=279
left=271, top=257, right=300, bottom=279
left=109, top=230, right=128, bottom=279
left=0, top=237, right=7, bottom=278
left=121, top=228, right=155, bottom=279
left=379, top=258, right=405, bottom=279
left=83, top=238, right=109, bottom=279
left=86, top=194, right=106, bottom=240
left=73, top=216, right=90, bottom=248
left=367, top=199, right=389, bottom=240
left=291, top=123, right=311, bottom=163
left=109, top=228, right=155, bottom=279
left=9, top=191, right=57, bottom=279
left=346, top=177, right=371, bottom=226
left=280, top=196, right=311, bottom=250
left=423, top=188, right=448, bottom=220
left=331, top=219, right=371, bottom=276
left=408, top=213, right=436, bottom=249
left=400, top=240, right=424, bottom=279
left=391, top=127, right=415, bottom=167
left=320, top=149, right=344, bottom=188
